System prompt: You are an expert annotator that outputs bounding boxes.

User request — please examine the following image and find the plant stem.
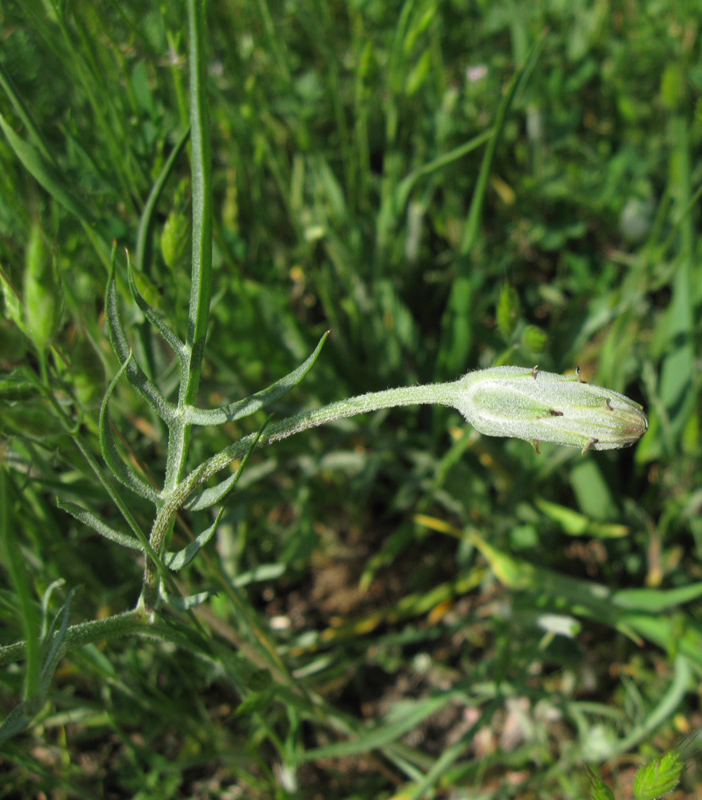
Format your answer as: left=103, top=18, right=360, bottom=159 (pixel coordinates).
left=0, top=609, right=155, bottom=666
left=142, top=0, right=212, bottom=612
left=152, top=382, right=464, bottom=544
left=262, top=382, right=462, bottom=444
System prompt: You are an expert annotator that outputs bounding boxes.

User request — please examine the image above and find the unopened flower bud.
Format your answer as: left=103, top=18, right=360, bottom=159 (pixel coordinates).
left=23, top=222, right=59, bottom=353
left=453, top=366, right=648, bottom=453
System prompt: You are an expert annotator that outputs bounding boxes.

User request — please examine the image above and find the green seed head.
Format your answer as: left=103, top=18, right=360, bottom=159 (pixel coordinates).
left=453, top=366, right=648, bottom=452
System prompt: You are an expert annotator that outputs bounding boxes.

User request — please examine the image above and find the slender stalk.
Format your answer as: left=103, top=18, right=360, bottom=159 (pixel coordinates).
left=183, top=0, right=212, bottom=383
left=142, top=0, right=212, bottom=611
left=0, top=610, right=155, bottom=667
left=148, top=383, right=463, bottom=559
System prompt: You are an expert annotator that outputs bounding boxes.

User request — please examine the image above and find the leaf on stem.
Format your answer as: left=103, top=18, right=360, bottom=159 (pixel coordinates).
left=99, top=352, right=162, bottom=504
left=135, top=127, right=190, bottom=276
left=105, top=253, right=176, bottom=423
left=161, top=589, right=215, bottom=611
left=57, top=500, right=144, bottom=551
left=584, top=765, right=616, bottom=800
left=39, top=587, right=79, bottom=690
left=127, top=250, right=186, bottom=361
left=185, top=415, right=271, bottom=511
left=184, top=331, right=330, bottom=427
left=164, top=508, right=224, bottom=570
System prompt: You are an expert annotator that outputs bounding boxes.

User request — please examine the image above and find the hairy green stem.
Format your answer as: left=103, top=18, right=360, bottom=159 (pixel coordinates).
left=201, top=383, right=459, bottom=487
left=145, top=368, right=648, bottom=590
left=146, top=382, right=463, bottom=566
left=0, top=609, right=155, bottom=666
left=142, top=0, right=213, bottom=612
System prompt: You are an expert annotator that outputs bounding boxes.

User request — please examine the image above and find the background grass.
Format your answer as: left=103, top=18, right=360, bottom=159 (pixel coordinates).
left=1, top=0, right=701, bottom=797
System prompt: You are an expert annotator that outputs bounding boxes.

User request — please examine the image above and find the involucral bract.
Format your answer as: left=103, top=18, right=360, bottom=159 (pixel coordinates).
left=452, top=366, right=648, bottom=453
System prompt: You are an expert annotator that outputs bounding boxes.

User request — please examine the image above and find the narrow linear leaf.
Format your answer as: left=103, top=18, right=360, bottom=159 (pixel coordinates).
left=0, top=466, right=41, bottom=697
left=185, top=415, right=271, bottom=511
left=232, top=563, right=286, bottom=587
left=57, top=500, right=144, bottom=552
left=164, top=508, right=224, bottom=571
left=184, top=461, right=252, bottom=511
left=658, top=257, right=694, bottom=440
left=40, top=579, right=66, bottom=641
left=584, top=766, right=616, bottom=800
left=136, top=126, right=190, bottom=276
left=183, top=0, right=212, bottom=400
left=233, top=687, right=277, bottom=718
left=609, top=655, right=692, bottom=758
left=496, top=282, right=521, bottom=340
left=614, top=582, right=702, bottom=612
left=127, top=251, right=186, bottom=359
left=105, top=255, right=176, bottom=423
left=621, top=613, right=702, bottom=670
left=0, top=60, right=53, bottom=162
left=0, top=110, right=96, bottom=228
left=0, top=698, right=38, bottom=745
left=40, top=587, right=79, bottom=692
left=537, top=498, right=629, bottom=539
left=460, top=30, right=547, bottom=255
left=394, top=128, right=493, bottom=216
left=162, top=590, right=214, bottom=611
left=185, top=331, right=330, bottom=426
left=437, top=30, right=547, bottom=379
left=292, top=691, right=463, bottom=763
left=0, top=586, right=82, bottom=744
left=99, top=353, right=162, bottom=504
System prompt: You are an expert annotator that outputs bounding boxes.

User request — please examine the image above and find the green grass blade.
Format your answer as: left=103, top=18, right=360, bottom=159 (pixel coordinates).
left=292, top=690, right=465, bottom=762
left=437, top=30, right=547, bottom=379
left=0, top=466, right=41, bottom=699
left=393, top=128, right=494, bottom=216
left=613, top=583, right=702, bottom=612
left=0, top=59, right=53, bottom=163
left=0, top=110, right=110, bottom=267
left=609, top=655, right=692, bottom=757
left=0, top=109, right=91, bottom=223
left=460, top=29, right=547, bottom=256
left=135, top=126, right=190, bottom=276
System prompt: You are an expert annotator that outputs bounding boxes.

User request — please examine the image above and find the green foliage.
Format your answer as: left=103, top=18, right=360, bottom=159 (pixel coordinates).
left=0, top=0, right=701, bottom=797
left=587, top=740, right=689, bottom=800
left=586, top=765, right=616, bottom=800
left=632, top=748, right=685, bottom=800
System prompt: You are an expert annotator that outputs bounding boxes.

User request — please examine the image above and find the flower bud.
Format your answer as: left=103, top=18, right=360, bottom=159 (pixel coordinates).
left=161, top=208, right=190, bottom=272
left=453, top=366, right=648, bottom=453
left=23, top=222, right=59, bottom=354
